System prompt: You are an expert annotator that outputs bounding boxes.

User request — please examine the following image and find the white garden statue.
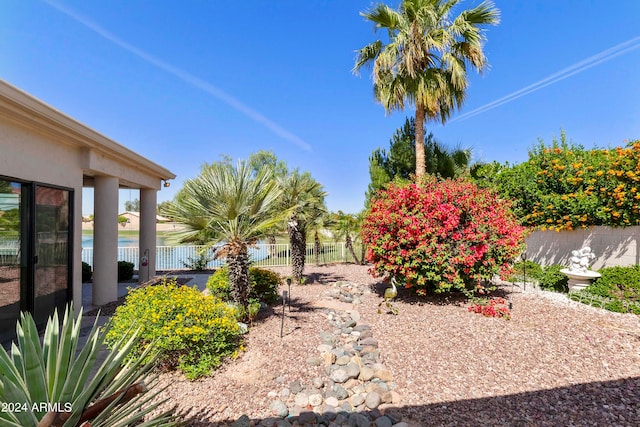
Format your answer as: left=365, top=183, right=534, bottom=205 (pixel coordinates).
left=568, top=247, right=596, bottom=273
left=561, top=246, right=600, bottom=291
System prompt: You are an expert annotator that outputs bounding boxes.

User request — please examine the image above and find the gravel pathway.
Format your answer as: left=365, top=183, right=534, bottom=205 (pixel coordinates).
left=144, top=264, right=640, bottom=426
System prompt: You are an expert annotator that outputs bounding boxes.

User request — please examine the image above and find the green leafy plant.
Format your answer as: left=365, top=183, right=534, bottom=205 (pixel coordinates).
left=82, top=261, right=92, bottom=282
left=0, top=305, right=178, bottom=426
left=537, top=265, right=569, bottom=293
left=182, top=251, right=214, bottom=271
left=105, top=278, right=242, bottom=380
left=505, top=260, right=543, bottom=283
left=117, top=260, right=134, bottom=281
left=362, top=177, right=526, bottom=295
left=569, top=290, right=640, bottom=315
left=206, top=266, right=281, bottom=304
left=586, top=265, right=640, bottom=303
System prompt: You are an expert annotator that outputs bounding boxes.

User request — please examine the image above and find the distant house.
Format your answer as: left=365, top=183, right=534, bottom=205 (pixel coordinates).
left=0, top=80, right=175, bottom=343
left=83, top=211, right=174, bottom=231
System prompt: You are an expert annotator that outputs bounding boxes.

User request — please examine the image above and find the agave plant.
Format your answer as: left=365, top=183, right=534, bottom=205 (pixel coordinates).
left=0, top=305, right=179, bottom=427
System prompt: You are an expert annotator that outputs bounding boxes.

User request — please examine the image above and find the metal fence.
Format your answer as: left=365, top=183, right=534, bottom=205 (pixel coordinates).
left=81, top=242, right=363, bottom=270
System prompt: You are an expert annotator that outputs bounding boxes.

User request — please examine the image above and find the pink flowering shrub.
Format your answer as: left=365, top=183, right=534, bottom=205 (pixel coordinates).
left=362, top=177, right=526, bottom=294
left=468, top=297, right=511, bottom=319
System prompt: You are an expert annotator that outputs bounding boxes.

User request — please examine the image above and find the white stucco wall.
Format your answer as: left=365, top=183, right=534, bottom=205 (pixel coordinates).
left=525, top=226, right=640, bottom=270
left=0, top=117, right=84, bottom=305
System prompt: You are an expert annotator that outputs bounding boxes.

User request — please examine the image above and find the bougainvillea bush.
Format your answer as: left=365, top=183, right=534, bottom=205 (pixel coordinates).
left=362, top=177, right=526, bottom=294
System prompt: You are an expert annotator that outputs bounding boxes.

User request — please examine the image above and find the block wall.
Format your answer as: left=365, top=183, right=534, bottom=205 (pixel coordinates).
left=525, top=226, right=640, bottom=270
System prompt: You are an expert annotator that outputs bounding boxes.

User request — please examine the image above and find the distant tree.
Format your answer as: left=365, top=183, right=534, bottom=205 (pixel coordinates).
left=248, top=150, right=288, bottom=178
left=354, top=0, right=499, bottom=178
left=124, top=199, right=140, bottom=212
left=247, top=150, right=290, bottom=255
left=330, top=211, right=366, bottom=265
left=118, top=215, right=129, bottom=227
left=0, top=180, right=12, bottom=193
left=366, top=117, right=472, bottom=206
left=157, top=200, right=172, bottom=214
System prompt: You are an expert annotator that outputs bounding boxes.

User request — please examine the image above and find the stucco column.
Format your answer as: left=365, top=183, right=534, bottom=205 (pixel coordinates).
left=138, top=188, right=157, bottom=284
left=93, top=176, right=119, bottom=305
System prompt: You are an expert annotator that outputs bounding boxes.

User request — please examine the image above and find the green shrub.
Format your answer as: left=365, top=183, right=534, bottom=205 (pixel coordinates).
left=587, top=265, right=640, bottom=303
left=117, top=260, right=134, bottom=281
left=505, top=260, right=543, bottom=282
left=183, top=251, right=213, bottom=271
left=206, top=266, right=281, bottom=304
left=249, top=267, right=282, bottom=304
left=82, top=261, right=92, bottom=282
left=207, top=268, right=232, bottom=300
left=538, top=265, right=569, bottom=293
left=104, top=278, right=242, bottom=380
left=569, top=290, right=640, bottom=315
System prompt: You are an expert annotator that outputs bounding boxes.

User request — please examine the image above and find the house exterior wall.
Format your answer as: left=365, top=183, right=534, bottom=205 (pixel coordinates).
left=525, top=226, right=640, bottom=270
left=0, top=116, right=84, bottom=307
left=0, top=80, right=175, bottom=334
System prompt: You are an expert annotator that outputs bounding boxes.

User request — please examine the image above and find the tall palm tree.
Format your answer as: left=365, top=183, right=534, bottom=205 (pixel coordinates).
left=278, top=170, right=327, bottom=284
left=354, top=0, right=499, bottom=178
left=161, top=161, right=286, bottom=312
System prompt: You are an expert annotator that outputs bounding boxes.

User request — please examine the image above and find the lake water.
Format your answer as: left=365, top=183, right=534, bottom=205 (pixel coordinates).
left=81, top=234, right=167, bottom=248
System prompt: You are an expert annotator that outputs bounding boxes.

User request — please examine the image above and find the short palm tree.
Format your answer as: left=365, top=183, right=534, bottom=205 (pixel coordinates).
left=305, top=207, right=331, bottom=265
left=162, top=161, right=286, bottom=312
left=354, top=0, right=499, bottom=178
left=330, top=210, right=365, bottom=265
left=278, top=170, right=327, bottom=283
left=0, top=305, right=178, bottom=427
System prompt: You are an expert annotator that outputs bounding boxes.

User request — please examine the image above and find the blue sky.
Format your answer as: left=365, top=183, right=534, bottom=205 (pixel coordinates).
left=2, top=1, right=639, bottom=215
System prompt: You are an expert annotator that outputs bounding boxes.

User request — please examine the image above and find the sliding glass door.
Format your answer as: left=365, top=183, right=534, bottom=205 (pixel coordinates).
left=34, top=185, right=71, bottom=327
left=0, top=180, right=22, bottom=343
left=0, top=178, right=72, bottom=344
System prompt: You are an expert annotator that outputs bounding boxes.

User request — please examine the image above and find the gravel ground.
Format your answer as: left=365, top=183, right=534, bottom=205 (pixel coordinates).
left=148, top=264, right=640, bottom=426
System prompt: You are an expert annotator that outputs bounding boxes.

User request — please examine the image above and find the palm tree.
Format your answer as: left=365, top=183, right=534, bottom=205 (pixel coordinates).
left=354, top=0, right=499, bottom=178
left=278, top=170, right=327, bottom=283
left=161, top=161, right=286, bottom=313
left=306, top=209, right=332, bottom=265
left=331, top=211, right=365, bottom=265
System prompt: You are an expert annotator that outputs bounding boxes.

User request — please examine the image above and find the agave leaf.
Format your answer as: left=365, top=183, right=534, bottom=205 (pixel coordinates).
left=15, top=312, right=48, bottom=411
left=43, top=309, right=60, bottom=398
left=58, top=313, right=104, bottom=405
left=0, top=378, right=40, bottom=425
left=0, top=343, right=28, bottom=398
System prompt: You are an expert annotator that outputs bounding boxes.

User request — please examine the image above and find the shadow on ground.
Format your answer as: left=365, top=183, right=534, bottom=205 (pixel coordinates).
left=173, top=375, right=640, bottom=426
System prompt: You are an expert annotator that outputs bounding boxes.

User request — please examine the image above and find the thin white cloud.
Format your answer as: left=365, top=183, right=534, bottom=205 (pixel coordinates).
left=43, top=0, right=312, bottom=152
left=452, top=36, right=640, bottom=123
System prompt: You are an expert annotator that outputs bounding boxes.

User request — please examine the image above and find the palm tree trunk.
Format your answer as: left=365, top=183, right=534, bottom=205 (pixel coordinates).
left=288, top=216, right=306, bottom=283
left=227, top=243, right=251, bottom=313
left=346, top=235, right=360, bottom=264
left=314, top=231, right=321, bottom=265
left=415, top=102, right=427, bottom=179
left=268, top=234, right=277, bottom=258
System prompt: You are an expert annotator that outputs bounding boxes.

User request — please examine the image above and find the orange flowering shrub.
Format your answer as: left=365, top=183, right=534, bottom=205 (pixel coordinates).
left=494, top=136, right=640, bottom=230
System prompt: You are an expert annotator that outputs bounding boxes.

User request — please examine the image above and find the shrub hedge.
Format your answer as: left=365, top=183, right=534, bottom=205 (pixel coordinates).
left=105, top=278, right=242, bottom=380
left=206, top=266, right=281, bottom=304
